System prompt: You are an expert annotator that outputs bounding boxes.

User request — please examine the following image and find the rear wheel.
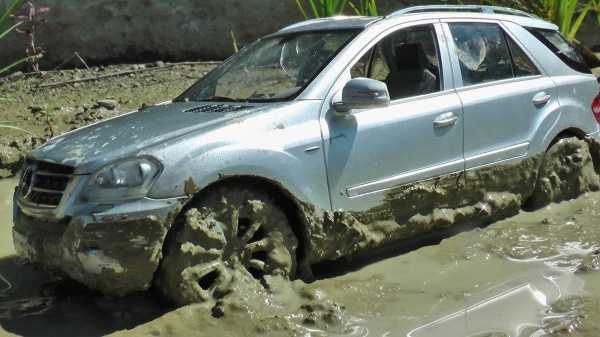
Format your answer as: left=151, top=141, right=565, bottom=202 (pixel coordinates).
left=156, top=184, right=298, bottom=306
left=526, top=136, right=600, bottom=210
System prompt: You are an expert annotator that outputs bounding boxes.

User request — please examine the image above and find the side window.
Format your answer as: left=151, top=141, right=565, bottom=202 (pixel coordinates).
left=350, top=49, right=372, bottom=78
left=448, top=23, right=514, bottom=86
left=505, top=34, right=540, bottom=77
left=526, top=28, right=591, bottom=74
left=350, top=24, right=442, bottom=100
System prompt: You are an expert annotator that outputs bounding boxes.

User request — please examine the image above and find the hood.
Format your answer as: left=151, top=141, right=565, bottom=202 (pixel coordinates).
left=32, top=101, right=278, bottom=173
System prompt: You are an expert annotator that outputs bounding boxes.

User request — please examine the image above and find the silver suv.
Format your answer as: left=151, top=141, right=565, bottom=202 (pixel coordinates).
left=12, top=5, right=600, bottom=305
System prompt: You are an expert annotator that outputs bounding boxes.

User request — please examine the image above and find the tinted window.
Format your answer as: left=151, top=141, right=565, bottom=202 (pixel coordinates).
left=526, top=28, right=591, bottom=74
left=449, top=23, right=514, bottom=86
left=350, top=24, right=442, bottom=100
left=505, top=33, right=540, bottom=77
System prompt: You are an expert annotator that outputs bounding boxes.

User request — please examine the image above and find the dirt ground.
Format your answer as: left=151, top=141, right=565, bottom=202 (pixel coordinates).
left=0, top=62, right=218, bottom=178
left=1, top=62, right=600, bottom=337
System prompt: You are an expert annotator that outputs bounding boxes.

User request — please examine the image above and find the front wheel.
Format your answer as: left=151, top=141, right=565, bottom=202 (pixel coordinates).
left=156, top=184, right=298, bottom=306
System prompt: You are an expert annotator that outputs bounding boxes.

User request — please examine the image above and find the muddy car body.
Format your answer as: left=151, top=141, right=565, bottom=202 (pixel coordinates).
left=12, top=5, right=600, bottom=302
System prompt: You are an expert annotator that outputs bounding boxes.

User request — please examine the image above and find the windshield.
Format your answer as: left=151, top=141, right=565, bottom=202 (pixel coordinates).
left=176, top=30, right=359, bottom=103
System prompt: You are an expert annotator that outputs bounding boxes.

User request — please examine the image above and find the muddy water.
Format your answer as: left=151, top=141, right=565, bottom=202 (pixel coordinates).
left=0, top=179, right=15, bottom=257
left=1, top=177, right=600, bottom=336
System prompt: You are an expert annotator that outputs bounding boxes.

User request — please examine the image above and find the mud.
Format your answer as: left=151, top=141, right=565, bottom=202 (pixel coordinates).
left=12, top=212, right=173, bottom=296
left=300, top=138, right=600, bottom=267
left=108, top=190, right=600, bottom=337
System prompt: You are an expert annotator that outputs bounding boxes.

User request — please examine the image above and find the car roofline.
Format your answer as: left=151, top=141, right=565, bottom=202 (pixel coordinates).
left=276, top=16, right=382, bottom=35
left=276, top=6, right=557, bottom=36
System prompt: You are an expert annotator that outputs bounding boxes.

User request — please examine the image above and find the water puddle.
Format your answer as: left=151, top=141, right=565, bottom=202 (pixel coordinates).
left=0, top=178, right=16, bottom=257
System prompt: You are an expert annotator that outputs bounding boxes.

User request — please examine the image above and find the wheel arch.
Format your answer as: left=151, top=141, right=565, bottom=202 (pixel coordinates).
left=550, top=127, right=586, bottom=145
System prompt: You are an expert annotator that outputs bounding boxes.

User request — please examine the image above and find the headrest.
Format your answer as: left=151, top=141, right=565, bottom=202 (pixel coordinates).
left=394, top=43, right=425, bottom=71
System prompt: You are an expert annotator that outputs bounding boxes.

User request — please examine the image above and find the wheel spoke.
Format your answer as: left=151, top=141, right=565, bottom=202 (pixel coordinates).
left=241, top=221, right=263, bottom=243
left=241, top=238, right=271, bottom=260
left=245, top=238, right=270, bottom=253
left=230, top=207, right=239, bottom=238
left=248, top=259, right=266, bottom=271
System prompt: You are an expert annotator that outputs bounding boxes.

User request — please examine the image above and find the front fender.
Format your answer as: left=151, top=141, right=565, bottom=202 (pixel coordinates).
left=146, top=104, right=331, bottom=211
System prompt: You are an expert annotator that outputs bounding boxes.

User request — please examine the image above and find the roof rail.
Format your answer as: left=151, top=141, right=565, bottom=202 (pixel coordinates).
left=387, top=5, right=537, bottom=19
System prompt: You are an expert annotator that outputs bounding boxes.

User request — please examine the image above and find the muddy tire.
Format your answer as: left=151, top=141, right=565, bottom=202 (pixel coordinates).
left=526, top=137, right=600, bottom=210
left=156, top=184, right=298, bottom=306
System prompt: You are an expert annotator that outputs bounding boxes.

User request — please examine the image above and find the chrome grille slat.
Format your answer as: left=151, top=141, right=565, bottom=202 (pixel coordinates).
left=19, top=160, right=74, bottom=208
left=31, top=187, right=64, bottom=194
left=35, top=171, right=72, bottom=178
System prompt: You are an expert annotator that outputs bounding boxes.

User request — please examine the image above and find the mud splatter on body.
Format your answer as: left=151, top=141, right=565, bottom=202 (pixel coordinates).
left=299, top=138, right=600, bottom=267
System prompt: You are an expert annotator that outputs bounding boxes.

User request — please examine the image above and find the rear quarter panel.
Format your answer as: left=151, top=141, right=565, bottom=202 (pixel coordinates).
left=503, top=21, right=599, bottom=154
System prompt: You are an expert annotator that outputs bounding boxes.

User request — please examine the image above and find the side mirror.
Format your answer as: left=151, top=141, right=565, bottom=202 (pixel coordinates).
left=333, top=78, right=390, bottom=114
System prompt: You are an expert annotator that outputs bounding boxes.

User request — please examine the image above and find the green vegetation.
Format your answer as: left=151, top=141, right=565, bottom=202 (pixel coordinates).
left=295, top=0, right=350, bottom=19
left=293, top=0, right=380, bottom=18
left=511, top=0, right=593, bottom=41
left=482, top=0, right=598, bottom=41
left=0, top=0, right=26, bottom=75
left=349, top=0, right=378, bottom=16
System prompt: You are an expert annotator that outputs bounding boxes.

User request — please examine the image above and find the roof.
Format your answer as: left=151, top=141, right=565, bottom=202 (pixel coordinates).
left=387, top=5, right=536, bottom=18
left=276, top=5, right=555, bottom=35
left=276, top=16, right=381, bottom=35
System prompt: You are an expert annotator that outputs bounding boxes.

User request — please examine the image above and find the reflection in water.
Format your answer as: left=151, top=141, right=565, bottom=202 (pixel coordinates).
left=1, top=176, right=600, bottom=336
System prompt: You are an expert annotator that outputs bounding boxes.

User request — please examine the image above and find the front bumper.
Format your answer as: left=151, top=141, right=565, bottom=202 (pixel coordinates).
left=13, top=194, right=186, bottom=296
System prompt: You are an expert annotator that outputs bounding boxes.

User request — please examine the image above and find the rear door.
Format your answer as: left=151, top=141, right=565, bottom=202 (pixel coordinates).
left=442, top=20, right=557, bottom=168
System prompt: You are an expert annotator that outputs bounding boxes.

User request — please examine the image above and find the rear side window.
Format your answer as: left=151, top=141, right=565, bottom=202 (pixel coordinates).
left=448, top=23, right=514, bottom=86
left=526, top=28, right=591, bottom=74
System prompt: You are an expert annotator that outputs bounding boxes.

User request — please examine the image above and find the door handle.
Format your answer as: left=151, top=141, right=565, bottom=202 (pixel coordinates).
left=433, top=112, right=458, bottom=128
left=532, top=92, right=551, bottom=106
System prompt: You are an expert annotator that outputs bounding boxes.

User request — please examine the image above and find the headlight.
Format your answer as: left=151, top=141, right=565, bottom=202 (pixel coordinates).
left=81, top=157, right=162, bottom=202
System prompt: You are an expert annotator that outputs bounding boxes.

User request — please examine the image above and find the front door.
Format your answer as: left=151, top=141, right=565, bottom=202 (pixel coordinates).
left=324, top=23, right=464, bottom=212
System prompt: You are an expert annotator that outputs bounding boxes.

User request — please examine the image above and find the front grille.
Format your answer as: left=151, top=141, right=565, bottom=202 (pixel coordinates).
left=19, top=160, right=74, bottom=208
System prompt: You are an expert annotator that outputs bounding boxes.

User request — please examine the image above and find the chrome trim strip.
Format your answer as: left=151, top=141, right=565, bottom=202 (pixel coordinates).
left=465, top=142, right=530, bottom=169
left=346, top=158, right=464, bottom=198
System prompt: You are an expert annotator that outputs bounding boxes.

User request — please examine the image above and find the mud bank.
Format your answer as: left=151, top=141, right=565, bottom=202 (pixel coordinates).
left=301, top=137, right=600, bottom=267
